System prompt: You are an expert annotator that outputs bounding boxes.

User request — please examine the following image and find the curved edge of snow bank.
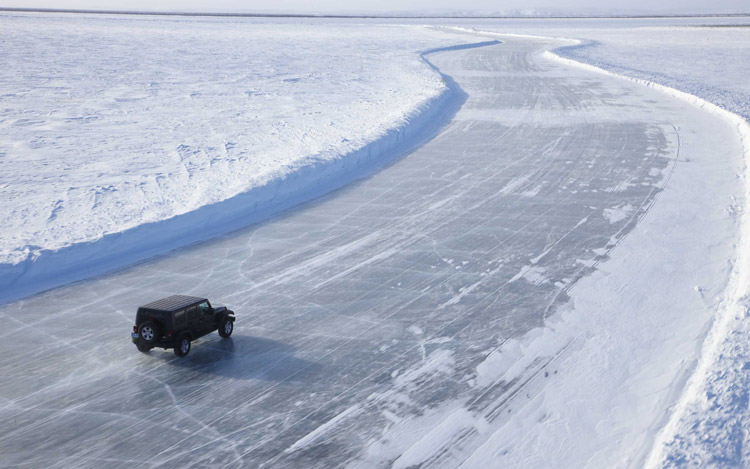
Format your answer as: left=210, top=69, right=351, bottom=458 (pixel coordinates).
left=542, top=48, right=750, bottom=468
left=0, top=39, right=501, bottom=306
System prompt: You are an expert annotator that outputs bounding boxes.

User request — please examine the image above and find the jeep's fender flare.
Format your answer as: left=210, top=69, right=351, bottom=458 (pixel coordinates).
left=214, top=311, right=234, bottom=325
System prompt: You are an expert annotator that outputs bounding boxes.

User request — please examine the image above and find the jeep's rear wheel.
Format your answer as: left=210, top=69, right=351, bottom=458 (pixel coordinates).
left=174, top=335, right=191, bottom=358
left=138, top=321, right=159, bottom=345
left=136, top=342, right=152, bottom=353
left=219, top=317, right=233, bottom=338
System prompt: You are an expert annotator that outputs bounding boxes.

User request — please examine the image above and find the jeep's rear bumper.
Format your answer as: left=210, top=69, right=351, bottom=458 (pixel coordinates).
left=131, top=332, right=177, bottom=348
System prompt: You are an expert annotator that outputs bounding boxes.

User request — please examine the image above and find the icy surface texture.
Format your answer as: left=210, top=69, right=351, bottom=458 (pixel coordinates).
left=0, top=34, right=697, bottom=468
left=420, top=18, right=750, bottom=465
left=457, top=19, right=750, bottom=467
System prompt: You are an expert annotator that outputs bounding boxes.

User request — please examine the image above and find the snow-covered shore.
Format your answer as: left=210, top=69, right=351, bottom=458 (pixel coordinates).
left=517, top=25, right=750, bottom=468
left=0, top=14, right=482, bottom=301
left=553, top=26, right=750, bottom=468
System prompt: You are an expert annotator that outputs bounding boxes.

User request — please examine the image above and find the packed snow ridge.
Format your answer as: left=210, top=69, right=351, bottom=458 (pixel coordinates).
left=0, top=14, right=490, bottom=301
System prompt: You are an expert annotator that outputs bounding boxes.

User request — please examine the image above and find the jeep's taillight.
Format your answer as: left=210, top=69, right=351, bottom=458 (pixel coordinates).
left=167, top=331, right=173, bottom=337
left=133, top=326, right=137, bottom=333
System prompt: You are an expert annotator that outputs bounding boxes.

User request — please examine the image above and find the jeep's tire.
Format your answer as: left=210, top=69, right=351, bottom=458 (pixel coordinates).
left=174, top=335, right=191, bottom=358
left=138, top=321, right=159, bottom=345
left=219, top=317, right=234, bottom=338
left=136, top=342, right=152, bottom=353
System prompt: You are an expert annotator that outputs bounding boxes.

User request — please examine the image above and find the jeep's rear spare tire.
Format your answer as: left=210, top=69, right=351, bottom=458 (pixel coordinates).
left=219, top=317, right=233, bottom=338
left=138, top=321, right=159, bottom=345
left=174, top=335, right=191, bottom=357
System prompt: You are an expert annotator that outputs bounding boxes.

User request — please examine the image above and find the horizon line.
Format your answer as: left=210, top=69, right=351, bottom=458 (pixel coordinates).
left=0, top=7, right=748, bottom=20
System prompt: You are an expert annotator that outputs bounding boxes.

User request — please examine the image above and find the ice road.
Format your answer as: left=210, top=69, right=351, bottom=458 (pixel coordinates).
left=0, top=34, right=740, bottom=467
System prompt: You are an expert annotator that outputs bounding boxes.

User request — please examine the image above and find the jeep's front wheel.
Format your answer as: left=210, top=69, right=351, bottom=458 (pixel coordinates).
left=138, top=321, right=159, bottom=345
left=174, top=335, right=191, bottom=358
left=219, top=317, right=233, bottom=338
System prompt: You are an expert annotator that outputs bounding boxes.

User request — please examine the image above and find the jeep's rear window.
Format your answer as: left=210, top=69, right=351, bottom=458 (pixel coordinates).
left=136, top=307, right=169, bottom=322
left=137, top=308, right=167, bottom=317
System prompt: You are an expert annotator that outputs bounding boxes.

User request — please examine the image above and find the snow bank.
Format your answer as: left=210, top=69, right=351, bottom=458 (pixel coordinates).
left=546, top=37, right=750, bottom=469
left=0, top=13, right=494, bottom=303
left=553, top=27, right=750, bottom=125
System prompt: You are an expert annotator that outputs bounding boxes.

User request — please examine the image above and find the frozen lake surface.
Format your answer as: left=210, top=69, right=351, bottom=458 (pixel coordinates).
left=1, top=27, right=743, bottom=467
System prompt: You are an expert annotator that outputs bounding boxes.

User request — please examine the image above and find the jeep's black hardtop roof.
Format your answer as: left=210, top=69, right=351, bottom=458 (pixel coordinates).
left=139, top=295, right=207, bottom=312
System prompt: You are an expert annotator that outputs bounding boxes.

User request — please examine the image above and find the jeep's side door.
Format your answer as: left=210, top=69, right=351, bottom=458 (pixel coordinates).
left=197, top=301, right=215, bottom=336
left=174, top=308, right=188, bottom=333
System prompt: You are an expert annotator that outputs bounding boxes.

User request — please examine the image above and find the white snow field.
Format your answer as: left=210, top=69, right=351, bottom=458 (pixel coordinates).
left=552, top=35, right=750, bottom=469
left=0, top=13, right=482, bottom=302
left=538, top=25, right=750, bottom=468
left=1, top=13, right=749, bottom=468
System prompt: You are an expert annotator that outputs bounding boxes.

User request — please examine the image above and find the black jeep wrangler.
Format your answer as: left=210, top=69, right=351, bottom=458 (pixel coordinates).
left=131, top=295, right=235, bottom=357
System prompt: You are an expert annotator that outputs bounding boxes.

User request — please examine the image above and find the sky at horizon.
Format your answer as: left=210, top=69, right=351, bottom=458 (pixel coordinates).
left=0, top=0, right=747, bottom=14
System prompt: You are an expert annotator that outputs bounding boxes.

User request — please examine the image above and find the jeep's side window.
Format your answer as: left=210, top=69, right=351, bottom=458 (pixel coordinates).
left=198, top=302, right=211, bottom=315
left=175, top=309, right=186, bottom=327
left=187, top=306, right=198, bottom=323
